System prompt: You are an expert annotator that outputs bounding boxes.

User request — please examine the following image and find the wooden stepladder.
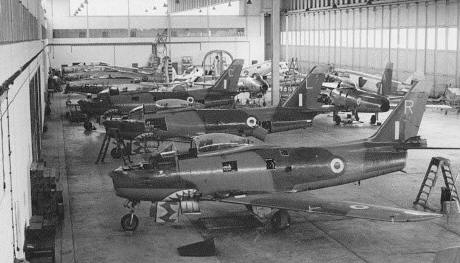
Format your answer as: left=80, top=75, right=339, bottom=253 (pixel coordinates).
left=413, top=157, right=459, bottom=210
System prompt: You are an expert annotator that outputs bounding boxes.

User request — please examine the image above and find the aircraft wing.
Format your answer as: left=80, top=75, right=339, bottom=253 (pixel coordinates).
left=220, top=193, right=441, bottom=222
left=322, top=82, right=339, bottom=90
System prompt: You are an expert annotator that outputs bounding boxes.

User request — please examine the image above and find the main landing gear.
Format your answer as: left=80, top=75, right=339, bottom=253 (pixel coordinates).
left=121, top=200, right=140, bottom=231
left=370, top=113, right=380, bottom=125
left=270, top=210, right=291, bottom=232
left=248, top=206, right=291, bottom=232
left=333, top=111, right=341, bottom=125
left=353, top=110, right=360, bottom=122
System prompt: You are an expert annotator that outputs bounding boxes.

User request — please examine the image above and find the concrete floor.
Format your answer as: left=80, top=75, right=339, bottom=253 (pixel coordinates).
left=45, top=93, right=460, bottom=263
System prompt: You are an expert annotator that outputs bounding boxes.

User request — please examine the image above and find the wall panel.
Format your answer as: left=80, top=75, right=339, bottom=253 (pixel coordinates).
left=284, top=1, right=460, bottom=89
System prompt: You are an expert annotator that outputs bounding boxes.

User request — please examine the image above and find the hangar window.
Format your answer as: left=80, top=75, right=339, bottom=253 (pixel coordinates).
left=448, top=28, right=457, bottom=51
left=437, top=28, right=446, bottom=50
left=398, top=29, right=407, bottom=49
left=331, top=31, right=336, bottom=46
left=417, top=28, right=426, bottom=50
left=375, top=29, right=382, bottom=48
left=222, top=161, right=238, bottom=172
left=427, top=28, right=436, bottom=50
left=266, top=159, right=276, bottom=170
left=382, top=29, right=389, bottom=48
left=360, top=30, right=366, bottom=48
left=407, top=29, right=416, bottom=49
left=347, top=30, right=353, bottom=47
left=341, top=30, right=347, bottom=47
left=354, top=30, right=360, bottom=48
left=324, top=31, right=330, bottom=46
left=319, top=31, right=324, bottom=46
left=368, top=29, right=375, bottom=48
left=315, top=31, right=319, bottom=46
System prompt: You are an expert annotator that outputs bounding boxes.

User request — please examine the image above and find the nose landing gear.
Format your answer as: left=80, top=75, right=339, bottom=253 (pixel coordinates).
left=121, top=200, right=140, bottom=231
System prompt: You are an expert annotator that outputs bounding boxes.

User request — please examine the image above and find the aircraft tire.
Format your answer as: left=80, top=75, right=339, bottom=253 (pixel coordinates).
left=270, top=210, right=291, bottom=232
left=111, top=147, right=122, bottom=159
left=121, top=213, right=139, bottom=231
left=83, top=120, right=93, bottom=131
left=370, top=115, right=376, bottom=125
left=334, top=115, right=341, bottom=125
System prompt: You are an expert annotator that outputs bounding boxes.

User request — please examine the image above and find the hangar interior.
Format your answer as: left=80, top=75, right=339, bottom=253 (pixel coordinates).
left=1, top=0, right=460, bottom=262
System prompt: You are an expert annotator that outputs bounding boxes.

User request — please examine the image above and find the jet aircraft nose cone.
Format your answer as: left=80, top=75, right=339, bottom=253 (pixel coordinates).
left=380, top=99, right=390, bottom=112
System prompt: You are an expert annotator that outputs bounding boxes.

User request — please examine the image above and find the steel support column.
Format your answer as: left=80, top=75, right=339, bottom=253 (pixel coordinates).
left=272, top=0, right=280, bottom=106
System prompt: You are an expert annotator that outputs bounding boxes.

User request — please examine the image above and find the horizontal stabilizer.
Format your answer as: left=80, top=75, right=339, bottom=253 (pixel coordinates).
left=222, top=193, right=441, bottom=222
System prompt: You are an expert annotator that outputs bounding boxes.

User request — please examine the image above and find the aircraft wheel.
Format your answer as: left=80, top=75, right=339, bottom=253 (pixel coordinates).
left=333, top=115, right=341, bottom=125
left=355, top=115, right=360, bottom=122
left=370, top=115, right=376, bottom=125
left=121, top=213, right=139, bottom=231
left=270, top=210, right=291, bottom=232
left=111, top=148, right=122, bottom=159
left=83, top=120, right=93, bottom=131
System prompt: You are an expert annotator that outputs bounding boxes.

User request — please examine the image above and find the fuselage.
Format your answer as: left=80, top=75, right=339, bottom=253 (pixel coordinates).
left=111, top=140, right=407, bottom=202
left=78, top=84, right=237, bottom=116
left=329, top=87, right=390, bottom=113
left=103, top=106, right=324, bottom=141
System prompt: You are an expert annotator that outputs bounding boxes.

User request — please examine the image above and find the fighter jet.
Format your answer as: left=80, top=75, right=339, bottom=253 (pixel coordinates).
left=78, top=59, right=244, bottom=117
left=322, top=64, right=392, bottom=125
left=334, top=62, right=419, bottom=97
left=110, top=78, right=440, bottom=231
left=241, top=60, right=290, bottom=77
left=102, top=68, right=328, bottom=145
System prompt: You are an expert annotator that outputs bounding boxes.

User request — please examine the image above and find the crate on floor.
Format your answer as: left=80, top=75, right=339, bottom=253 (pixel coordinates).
left=24, top=215, right=56, bottom=263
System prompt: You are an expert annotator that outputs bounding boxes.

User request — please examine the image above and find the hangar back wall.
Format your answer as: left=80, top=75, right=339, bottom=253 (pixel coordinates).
left=46, top=0, right=265, bottom=68
left=281, top=0, right=460, bottom=93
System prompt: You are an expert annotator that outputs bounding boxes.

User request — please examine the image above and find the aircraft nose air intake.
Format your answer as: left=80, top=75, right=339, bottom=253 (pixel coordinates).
left=380, top=99, right=390, bottom=112
left=110, top=167, right=123, bottom=178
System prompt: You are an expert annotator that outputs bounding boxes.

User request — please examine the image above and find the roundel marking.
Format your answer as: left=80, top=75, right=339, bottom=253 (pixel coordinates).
left=350, top=205, right=369, bottom=210
left=187, top=97, right=194, bottom=103
left=330, top=157, right=345, bottom=174
left=246, top=116, right=258, bottom=128
left=356, top=97, right=362, bottom=106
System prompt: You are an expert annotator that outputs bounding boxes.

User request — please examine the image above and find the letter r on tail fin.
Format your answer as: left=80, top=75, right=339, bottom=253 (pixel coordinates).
left=370, top=80, right=429, bottom=143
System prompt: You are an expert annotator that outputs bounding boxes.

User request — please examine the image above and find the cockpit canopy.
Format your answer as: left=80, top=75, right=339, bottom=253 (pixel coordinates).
left=193, top=133, right=255, bottom=153
left=155, top=99, right=192, bottom=109
left=128, top=99, right=202, bottom=119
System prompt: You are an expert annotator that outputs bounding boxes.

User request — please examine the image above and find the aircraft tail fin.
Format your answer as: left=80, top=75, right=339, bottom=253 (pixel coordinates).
left=369, top=80, right=428, bottom=143
left=282, top=66, right=325, bottom=108
left=210, top=59, right=244, bottom=92
left=380, top=62, right=393, bottom=96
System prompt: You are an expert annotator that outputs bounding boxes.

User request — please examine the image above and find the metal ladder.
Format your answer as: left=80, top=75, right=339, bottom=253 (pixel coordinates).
left=95, top=134, right=111, bottom=164
left=413, top=157, right=459, bottom=210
